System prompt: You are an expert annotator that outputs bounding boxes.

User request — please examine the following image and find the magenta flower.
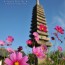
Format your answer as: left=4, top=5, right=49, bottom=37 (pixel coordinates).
left=4, top=52, right=29, bottom=65
left=6, top=36, right=14, bottom=43
left=26, top=40, right=32, bottom=45
left=0, top=40, right=5, bottom=46
left=33, top=32, right=39, bottom=41
left=6, top=48, right=15, bottom=53
left=55, top=26, right=64, bottom=34
left=39, top=24, right=47, bottom=32
left=32, top=46, right=46, bottom=59
left=58, top=46, right=62, bottom=52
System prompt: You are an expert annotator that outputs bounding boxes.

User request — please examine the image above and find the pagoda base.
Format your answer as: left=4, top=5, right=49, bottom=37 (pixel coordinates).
left=38, top=58, right=46, bottom=65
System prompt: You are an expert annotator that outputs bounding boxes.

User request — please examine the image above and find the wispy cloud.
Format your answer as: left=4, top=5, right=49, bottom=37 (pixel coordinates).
left=50, top=0, right=65, bottom=29
left=50, top=15, right=65, bottom=29
left=55, top=16, right=65, bottom=28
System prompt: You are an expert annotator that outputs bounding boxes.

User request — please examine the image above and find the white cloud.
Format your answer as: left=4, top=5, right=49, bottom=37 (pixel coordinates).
left=56, top=16, right=65, bottom=28
left=50, top=0, right=65, bottom=28
left=50, top=15, right=65, bottom=29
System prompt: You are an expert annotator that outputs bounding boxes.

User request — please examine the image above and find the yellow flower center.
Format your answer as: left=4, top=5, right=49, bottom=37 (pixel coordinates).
left=42, top=28, right=44, bottom=30
left=14, top=62, right=19, bottom=65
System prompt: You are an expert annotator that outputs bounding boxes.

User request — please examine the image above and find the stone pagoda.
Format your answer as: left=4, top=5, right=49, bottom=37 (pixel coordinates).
left=28, top=0, right=52, bottom=47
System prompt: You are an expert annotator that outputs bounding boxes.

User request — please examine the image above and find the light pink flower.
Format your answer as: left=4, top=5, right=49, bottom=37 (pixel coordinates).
left=34, top=37, right=39, bottom=42
left=0, top=40, right=5, bottom=46
left=55, top=26, right=64, bottom=34
left=33, top=32, right=39, bottom=37
left=6, top=36, right=14, bottom=43
left=32, top=46, right=46, bottom=59
left=58, top=46, right=62, bottom=51
left=6, top=48, right=15, bottom=53
left=26, top=40, right=32, bottom=45
left=41, top=44, right=47, bottom=52
left=33, top=32, right=39, bottom=41
left=4, top=52, right=29, bottom=65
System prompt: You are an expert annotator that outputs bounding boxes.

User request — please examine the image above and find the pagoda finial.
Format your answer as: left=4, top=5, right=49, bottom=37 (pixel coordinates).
left=36, top=0, right=40, bottom=5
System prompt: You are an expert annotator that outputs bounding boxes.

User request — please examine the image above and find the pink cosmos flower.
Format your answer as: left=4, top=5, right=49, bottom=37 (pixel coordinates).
left=26, top=40, right=32, bottom=45
left=39, top=24, right=47, bottom=32
left=33, top=32, right=39, bottom=37
left=58, top=46, right=62, bottom=52
left=55, top=26, right=64, bottom=34
left=33, top=32, right=39, bottom=41
left=6, top=36, right=14, bottom=43
left=6, top=48, right=15, bottom=53
left=4, top=52, right=29, bottom=65
left=34, top=37, right=39, bottom=42
left=41, top=44, right=47, bottom=52
left=0, top=40, right=5, bottom=46
left=32, top=46, right=46, bottom=59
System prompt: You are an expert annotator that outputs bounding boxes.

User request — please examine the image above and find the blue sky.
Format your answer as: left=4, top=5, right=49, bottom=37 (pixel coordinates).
left=0, top=0, right=65, bottom=54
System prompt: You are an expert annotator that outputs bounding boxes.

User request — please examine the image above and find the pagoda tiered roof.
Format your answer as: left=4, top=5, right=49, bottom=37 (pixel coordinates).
left=29, top=0, right=52, bottom=47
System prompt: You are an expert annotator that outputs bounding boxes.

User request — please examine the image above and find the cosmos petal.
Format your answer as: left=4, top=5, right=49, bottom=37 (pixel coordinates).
left=21, top=56, right=28, bottom=62
left=10, top=52, right=16, bottom=61
left=4, top=58, right=13, bottom=65
left=16, top=52, right=22, bottom=60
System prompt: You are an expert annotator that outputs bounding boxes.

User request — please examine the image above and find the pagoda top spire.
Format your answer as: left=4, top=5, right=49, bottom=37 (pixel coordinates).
left=36, top=0, right=40, bottom=5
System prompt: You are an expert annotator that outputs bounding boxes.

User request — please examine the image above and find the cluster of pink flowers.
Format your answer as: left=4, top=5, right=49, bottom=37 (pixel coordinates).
left=33, top=32, right=39, bottom=42
left=26, top=32, right=39, bottom=45
left=0, top=36, right=15, bottom=59
left=32, top=46, right=45, bottom=59
left=51, top=25, right=64, bottom=52
left=32, top=44, right=47, bottom=59
left=0, top=36, right=14, bottom=46
left=1, top=25, right=65, bottom=65
left=0, top=36, right=29, bottom=65
left=53, top=26, right=65, bottom=43
left=26, top=31, right=48, bottom=59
